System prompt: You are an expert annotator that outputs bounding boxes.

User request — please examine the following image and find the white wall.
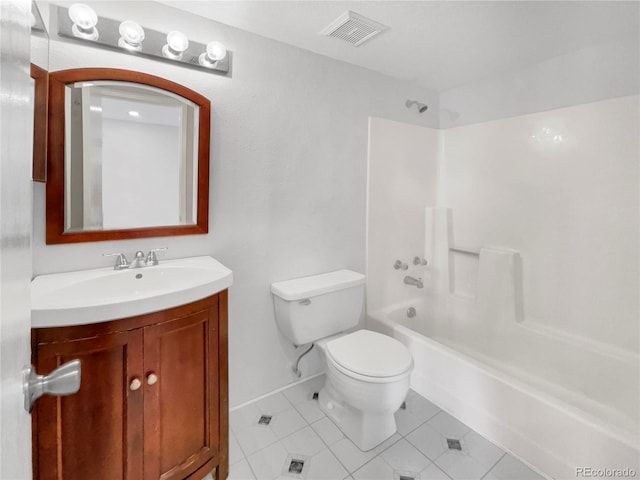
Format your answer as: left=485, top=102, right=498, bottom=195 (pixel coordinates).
left=440, top=37, right=640, bottom=128
left=33, top=1, right=439, bottom=407
left=366, top=117, right=439, bottom=313
left=441, top=95, right=639, bottom=353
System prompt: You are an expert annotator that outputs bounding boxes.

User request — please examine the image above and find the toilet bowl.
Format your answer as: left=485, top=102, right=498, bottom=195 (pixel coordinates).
left=271, top=270, right=414, bottom=451
left=316, top=330, right=413, bottom=450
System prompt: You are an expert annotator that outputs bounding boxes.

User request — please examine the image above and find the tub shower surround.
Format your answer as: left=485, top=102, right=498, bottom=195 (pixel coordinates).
left=368, top=206, right=639, bottom=479
left=366, top=96, right=640, bottom=479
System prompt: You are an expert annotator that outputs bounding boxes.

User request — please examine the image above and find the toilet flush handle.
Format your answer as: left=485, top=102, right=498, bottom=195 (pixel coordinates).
left=298, top=298, right=311, bottom=306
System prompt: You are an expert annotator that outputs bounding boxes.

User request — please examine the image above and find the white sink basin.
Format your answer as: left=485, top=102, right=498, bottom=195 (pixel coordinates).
left=31, top=256, right=233, bottom=328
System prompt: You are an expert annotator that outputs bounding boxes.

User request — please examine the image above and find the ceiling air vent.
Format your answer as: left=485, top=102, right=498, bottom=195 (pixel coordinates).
left=320, top=10, right=388, bottom=47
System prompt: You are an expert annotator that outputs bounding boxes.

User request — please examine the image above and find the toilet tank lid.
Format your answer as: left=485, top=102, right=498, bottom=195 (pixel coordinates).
left=271, top=269, right=365, bottom=301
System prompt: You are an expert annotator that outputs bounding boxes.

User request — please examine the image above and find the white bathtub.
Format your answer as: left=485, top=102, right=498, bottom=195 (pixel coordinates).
left=368, top=300, right=640, bottom=480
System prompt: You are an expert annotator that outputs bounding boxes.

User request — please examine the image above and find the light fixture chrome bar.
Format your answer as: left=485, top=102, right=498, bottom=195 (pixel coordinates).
left=55, top=5, right=231, bottom=76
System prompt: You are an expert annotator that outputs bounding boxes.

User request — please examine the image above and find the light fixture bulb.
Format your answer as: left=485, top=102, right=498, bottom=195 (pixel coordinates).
left=128, top=111, right=140, bottom=117
left=206, top=41, right=227, bottom=61
left=68, top=3, right=99, bottom=40
left=162, top=31, right=189, bottom=60
left=118, top=20, right=145, bottom=50
left=198, top=41, right=227, bottom=67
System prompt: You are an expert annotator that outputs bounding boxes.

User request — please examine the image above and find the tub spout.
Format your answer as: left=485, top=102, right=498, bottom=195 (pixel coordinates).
left=404, top=275, right=423, bottom=288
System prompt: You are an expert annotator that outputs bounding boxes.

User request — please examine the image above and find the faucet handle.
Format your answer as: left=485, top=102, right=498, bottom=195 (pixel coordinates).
left=413, top=256, right=428, bottom=266
left=102, top=252, right=128, bottom=270
left=394, top=260, right=408, bottom=270
left=146, top=247, right=167, bottom=266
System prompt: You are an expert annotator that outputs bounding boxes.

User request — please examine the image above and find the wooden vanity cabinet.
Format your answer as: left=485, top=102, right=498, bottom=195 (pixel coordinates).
left=31, top=292, right=229, bottom=480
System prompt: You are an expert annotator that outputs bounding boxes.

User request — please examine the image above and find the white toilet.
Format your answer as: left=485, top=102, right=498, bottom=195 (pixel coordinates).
left=271, top=269, right=413, bottom=451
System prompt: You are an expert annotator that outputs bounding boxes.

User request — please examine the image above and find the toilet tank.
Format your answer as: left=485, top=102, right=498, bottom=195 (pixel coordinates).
left=271, top=270, right=365, bottom=346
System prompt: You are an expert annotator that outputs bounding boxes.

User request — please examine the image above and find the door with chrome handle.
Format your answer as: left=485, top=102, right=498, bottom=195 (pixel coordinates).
left=23, top=359, right=81, bottom=413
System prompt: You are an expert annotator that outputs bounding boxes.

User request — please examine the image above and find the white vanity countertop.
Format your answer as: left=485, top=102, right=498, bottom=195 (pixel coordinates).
left=31, top=256, right=233, bottom=328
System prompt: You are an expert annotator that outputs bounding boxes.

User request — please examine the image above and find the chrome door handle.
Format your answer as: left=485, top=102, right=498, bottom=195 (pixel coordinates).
left=23, top=359, right=81, bottom=413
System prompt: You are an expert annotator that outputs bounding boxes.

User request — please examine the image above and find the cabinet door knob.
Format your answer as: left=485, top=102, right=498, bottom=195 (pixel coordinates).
left=129, top=378, right=142, bottom=391
left=146, top=373, right=158, bottom=385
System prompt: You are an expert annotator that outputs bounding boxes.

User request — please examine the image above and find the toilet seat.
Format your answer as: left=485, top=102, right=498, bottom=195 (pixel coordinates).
left=326, top=330, right=413, bottom=382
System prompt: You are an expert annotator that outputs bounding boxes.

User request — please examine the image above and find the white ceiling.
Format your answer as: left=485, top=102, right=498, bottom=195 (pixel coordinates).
left=159, top=1, right=639, bottom=92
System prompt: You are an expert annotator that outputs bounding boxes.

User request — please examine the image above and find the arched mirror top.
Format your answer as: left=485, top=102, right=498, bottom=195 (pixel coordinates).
left=46, top=68, right=210, bottom=244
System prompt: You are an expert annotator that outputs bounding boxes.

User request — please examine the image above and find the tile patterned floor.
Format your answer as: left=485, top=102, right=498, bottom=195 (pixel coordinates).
left=225, top=375, right=544, bottom=480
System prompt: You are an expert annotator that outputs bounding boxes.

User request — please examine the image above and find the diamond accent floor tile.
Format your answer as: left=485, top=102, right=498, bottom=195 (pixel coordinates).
left=282, top=453, right=310, bottom=478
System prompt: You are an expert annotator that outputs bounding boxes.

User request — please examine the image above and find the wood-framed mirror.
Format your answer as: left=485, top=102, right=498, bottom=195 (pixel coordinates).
left=31, top=0, right=49, bottom=182
left=31, top=64, right=48, bottom=182
left=46, top=68, right=210, bottom=244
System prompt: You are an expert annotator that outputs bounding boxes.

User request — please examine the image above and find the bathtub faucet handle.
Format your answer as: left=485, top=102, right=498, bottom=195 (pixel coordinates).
left=394, top=260, right=408, bottom=270
left=413, top=256, right=428, bottom=266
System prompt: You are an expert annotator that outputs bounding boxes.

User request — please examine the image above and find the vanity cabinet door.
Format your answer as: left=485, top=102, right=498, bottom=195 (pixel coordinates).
left=32, top=292, right=229, bottom=480
left=32, top=328, right=145, bottom=480
left=142, top=302, right=220, bottom=480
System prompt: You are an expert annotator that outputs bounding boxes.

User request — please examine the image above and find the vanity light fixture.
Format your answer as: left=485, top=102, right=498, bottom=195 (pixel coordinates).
left=55, top=5, right=231, bottom=76
left=68, top=3, right=99, bottom=41
left=128, top=111, right=140, bottom=117
left=162, top=31, right=189, bottom=60
left=118, top=20, right=145, bottom=51
left=198, top=41, right=227, bottom=67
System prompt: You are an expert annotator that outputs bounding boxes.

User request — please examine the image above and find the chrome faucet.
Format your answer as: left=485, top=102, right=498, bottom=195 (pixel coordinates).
left=129, top=251, right=147, bottom=269
left=104, top=248, right=168, bottom=270
left=404, top=275, right=423, bottom=288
